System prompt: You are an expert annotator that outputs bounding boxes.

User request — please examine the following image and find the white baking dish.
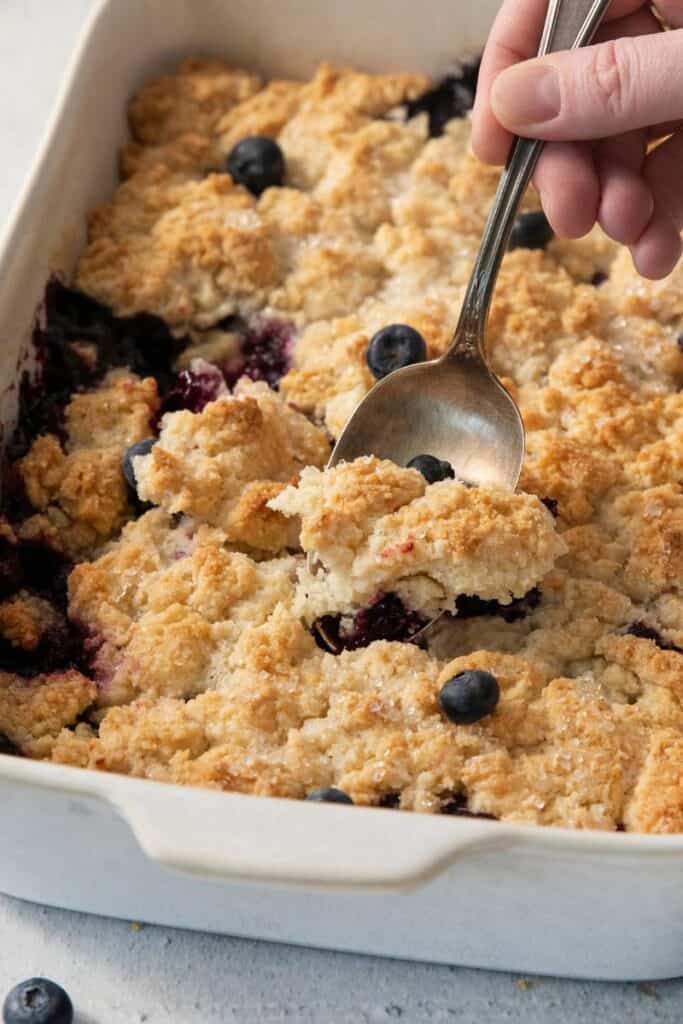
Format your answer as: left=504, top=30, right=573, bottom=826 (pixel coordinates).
left=2, top=0, right=683, bottom=982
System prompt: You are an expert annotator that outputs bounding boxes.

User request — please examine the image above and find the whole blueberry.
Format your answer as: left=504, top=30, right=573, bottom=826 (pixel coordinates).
left=122, top=438, right=155, bottom=491
left=366, top=324, right=427, bottom=380
left=439, top=670, right=500, bottom=725
left=509, top=211, right=554, bottom=251
left=226, top=136, right=285, bottom=197
left=407, top=454, right=455, bottom=484
left=306, top=787, right=354, bottom=805
left=2, top=978, right=73, bottom=1024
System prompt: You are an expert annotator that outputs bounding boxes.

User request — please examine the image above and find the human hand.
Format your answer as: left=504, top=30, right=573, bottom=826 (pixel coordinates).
left=471, top=1, right=683, bottom=279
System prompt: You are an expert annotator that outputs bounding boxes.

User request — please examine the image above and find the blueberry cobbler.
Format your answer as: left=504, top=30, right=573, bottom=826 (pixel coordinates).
left=2, top=57, right=683, bottom=833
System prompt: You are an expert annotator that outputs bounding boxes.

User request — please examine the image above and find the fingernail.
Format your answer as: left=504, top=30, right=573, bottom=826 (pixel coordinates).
left=491, top=64, right=561, bottom=128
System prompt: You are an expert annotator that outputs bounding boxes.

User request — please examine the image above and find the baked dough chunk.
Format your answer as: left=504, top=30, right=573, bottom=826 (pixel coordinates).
left=133, top=379, right=329, bottom=551
left=270, top=456, right=566, bottom=619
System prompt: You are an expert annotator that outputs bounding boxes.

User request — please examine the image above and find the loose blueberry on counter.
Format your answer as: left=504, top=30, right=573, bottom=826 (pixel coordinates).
left=439, top=669, right=500, bottom=725
left=407, top=454, right=455, bottom=484
left=0, top=733, right=20, bottom=757
left=366, top=325, right=427, bottom=380
left=227, top=136, right=285, bottom=197
left=2, top=978, right=73, bottom=1024
left=306, top=787, right=354, bottom=805
left=508, top=211, right=554, bottom=252
left=405, top=60, right=481, bottom=137
left=122, top=438, right=155, bottom=491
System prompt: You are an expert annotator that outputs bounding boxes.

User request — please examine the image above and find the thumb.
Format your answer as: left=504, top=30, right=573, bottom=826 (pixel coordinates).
left=490, top=29, right=683, bottom=141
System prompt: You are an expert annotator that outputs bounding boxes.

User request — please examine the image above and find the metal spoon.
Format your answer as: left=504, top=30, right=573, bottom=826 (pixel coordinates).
left=312, top=0, right=612, bottom=651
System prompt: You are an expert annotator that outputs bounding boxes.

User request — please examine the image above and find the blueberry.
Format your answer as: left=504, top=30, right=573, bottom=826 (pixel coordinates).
left=306, top=787, right=354, bottom=805
left=122, top=438, right=155, bottom=491
left=541, top=496, right=559, bottom=518
left=407, top=454, right=455, bottom=484
left=2, top=978, right=73, bottom=1024
left=366, top=325, right=427, bottom=380
left=226, top=136, right=285, bottom=197
left=439, top=670, right=500, bottom=725
left=405, top=63, right=481, bottom=137
left=0, top=733, right=20, bottom=757
left=509, top=211, right=554, bottom=251
left=591, top=270, right=608, bottom=287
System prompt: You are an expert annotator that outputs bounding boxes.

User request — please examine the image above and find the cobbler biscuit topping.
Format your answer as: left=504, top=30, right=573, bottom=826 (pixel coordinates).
left=1, top=56, right=683, bottom=832
left=271, top=457, right=565, bottom=620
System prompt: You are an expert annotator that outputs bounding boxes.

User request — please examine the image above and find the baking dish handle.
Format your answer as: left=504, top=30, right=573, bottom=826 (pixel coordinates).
left=109, top=780, right=508, bottom=889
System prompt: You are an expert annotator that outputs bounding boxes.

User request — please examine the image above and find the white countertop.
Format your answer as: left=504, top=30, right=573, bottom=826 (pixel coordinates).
left=1, top=2, right=683, bottom=1021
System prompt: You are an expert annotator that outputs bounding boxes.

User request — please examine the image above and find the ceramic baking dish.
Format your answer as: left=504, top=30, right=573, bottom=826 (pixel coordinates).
left=2, top=0, right=683, bottom=982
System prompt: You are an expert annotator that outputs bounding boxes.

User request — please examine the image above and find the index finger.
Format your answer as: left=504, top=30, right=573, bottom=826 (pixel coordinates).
left=471, top=0, right=645, bottom=165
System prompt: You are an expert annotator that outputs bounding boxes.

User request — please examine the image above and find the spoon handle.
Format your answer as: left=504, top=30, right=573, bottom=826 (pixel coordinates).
left=450, top=0, right=612, bottom=358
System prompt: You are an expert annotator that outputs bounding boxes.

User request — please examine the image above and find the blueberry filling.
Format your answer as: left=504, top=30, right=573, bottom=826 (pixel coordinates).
left=508, top=211, right=554, bottom=252
left=455, top=587, right=541, bottom=624
left=306, top=787, right=354, bottom=805
left=377, top=792, right=402, bottom=809
left=407, top=454, right=455, bottom=484
left=366, top=324, right=427, bottom=380
left=0, top=535, right=26, bottom=600
left=159, top=364, right=227, bottom=417
left=441, top=793, right=497, bottom=820
left=591, top=270, right=608, bottom=287
left=8, top=278, right=189, bottom=458
left=541, top=496, right=559, bottom=518
left=8, top=280, right=187, bottom=461
left=314, top=593, right=428, bottom=653
left=439, top=669, right=500, bottom=724
left=0, top=732, right=20, bottom=757
left=2, top=977, right=73, bottom=1024
left=405, top=60, right=481, bottom=137
left=221, top=318, right=294, bottom=390
left=625, top=621, right=683, bottom=654
left=0, top=540, right=91, bottom=677
left=226, top=136, right=285, bottom=197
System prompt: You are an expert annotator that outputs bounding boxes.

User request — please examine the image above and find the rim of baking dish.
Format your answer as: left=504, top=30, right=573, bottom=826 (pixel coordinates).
left=1, top=0, right=683, bottom=889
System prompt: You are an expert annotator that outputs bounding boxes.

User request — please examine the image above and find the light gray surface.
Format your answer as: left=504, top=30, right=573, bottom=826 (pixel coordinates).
left=0, top=2, right=682, bottom=1021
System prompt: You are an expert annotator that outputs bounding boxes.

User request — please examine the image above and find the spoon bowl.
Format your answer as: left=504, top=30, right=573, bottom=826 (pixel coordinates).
left=329, top=353, right=525, bottom=490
